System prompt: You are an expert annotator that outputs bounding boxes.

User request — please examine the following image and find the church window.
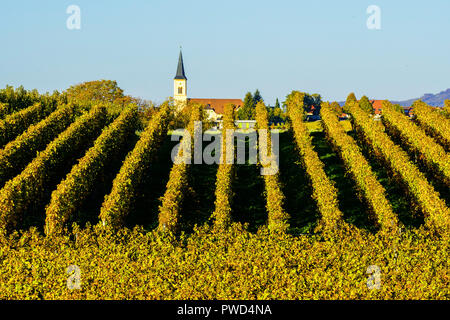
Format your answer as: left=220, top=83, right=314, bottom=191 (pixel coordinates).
left=178, top=87, right=183, bottom=94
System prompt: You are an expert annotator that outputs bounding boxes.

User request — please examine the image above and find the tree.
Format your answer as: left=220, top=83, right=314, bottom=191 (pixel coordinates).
left=275, top=98, right=280, bottom=109
left=392, top=103, right=404, bottom=114
left=346, top=92, right=357, bottom=105
left=359, top=95, right=374, bottom=114
left=268, top=98, right=284, bottom=124
left=311, top=94, right=322, bottom=115
left=237, top=92, right=255, bottom=120
left=65, top=80, right=145, bottom=109
left=253, top=89, right=263, bottom=105
left=303, top=95, right=314, bottom=109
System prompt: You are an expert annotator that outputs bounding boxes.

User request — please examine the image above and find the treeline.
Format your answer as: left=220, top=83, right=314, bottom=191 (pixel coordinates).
left=237, top=89, right=322, bottom=123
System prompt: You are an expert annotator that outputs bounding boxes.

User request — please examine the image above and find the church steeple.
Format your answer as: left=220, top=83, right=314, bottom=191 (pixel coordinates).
left=174, top=49, right=187, bottom=80
left=173, top=48, right=187, bottom=108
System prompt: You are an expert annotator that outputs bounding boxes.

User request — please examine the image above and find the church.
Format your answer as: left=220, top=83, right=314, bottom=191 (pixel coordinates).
left=173, top=50, right=244, bottom=121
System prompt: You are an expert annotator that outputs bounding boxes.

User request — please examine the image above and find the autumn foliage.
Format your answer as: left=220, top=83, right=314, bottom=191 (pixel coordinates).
left=255, top=101, right=289, bottom=233
left=158, top=104, right=203, bottom=234
left=45, top=106, right=139, bottom=235
left=381, top=100, right=450, bottom=187
left=320, top=102, right=399, bottom=234
left=348, top=101, right=449, bottom=237
left=0, top=104, right=76, bottom=187
left=286, top=91, right=344, bottom=234
left=0, top=106, right=108, bottom=232
left=412, top=100, right=450, bottom=151
left=212, top=104, right=236, bottom=230
left=99, top=103, right=171, bottom=229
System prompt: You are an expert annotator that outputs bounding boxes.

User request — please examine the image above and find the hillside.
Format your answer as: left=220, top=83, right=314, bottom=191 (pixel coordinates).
left=392, top=88, right=450, bottom=107
left=338, top=88, right=450, bottom=107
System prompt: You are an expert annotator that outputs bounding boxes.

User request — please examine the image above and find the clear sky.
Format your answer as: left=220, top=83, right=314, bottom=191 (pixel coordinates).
left=1, top=0, right=449, bottom=105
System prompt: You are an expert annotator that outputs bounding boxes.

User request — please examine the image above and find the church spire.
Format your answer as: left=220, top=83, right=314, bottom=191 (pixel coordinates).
left=174, top=49, right=187, bottom=80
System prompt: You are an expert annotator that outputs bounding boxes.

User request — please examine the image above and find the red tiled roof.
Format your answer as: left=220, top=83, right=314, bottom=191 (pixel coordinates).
left=369, top=100, right=413, bottom=115
left=188, top=98, right=244, bottom=114
left=370, top=100, right=383, bottom=109
left=369, top=100, right=383, bottom=114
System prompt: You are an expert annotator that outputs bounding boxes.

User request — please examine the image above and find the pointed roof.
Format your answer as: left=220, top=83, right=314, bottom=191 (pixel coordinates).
left=174, top=50, right=187, bottom=80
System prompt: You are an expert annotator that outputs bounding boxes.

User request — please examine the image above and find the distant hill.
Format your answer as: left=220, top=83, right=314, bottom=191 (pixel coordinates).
left=391, top=88, right=450, bottom=107
left=338, top=88, right=450, bottom=107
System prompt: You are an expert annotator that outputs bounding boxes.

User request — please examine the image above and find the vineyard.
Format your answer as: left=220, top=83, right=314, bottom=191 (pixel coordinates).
left=0, top=87, right=448, bottom=300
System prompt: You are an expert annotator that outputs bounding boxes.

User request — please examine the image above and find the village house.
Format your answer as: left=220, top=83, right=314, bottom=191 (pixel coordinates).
left=370, top=100, right=414, bottom=118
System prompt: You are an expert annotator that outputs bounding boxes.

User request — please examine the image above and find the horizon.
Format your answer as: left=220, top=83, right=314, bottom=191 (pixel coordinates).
left=1, top=0, right=449, bottom=105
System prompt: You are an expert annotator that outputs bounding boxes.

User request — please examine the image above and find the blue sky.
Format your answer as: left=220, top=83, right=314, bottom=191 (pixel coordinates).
left=1, top=0, right=449, bottom=105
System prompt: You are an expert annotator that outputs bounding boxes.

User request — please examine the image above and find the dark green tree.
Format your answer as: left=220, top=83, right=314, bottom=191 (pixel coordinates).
left=237, top=92, right=255, bottom=120
left=311, top=94, right=322, bottom=115
left=359, top=95, right=374, bottom=114
left=253, top=89, right=263, bottom=105
left=268, top=98, right=284, bottom=124
left=275, top=98, right=280, bottom=109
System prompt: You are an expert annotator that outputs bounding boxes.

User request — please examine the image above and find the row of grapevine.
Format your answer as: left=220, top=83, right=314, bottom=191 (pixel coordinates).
left=348, top=101, right=449, bottom=236
left=0, top=85, right=53, bottom=114
left=412, top=100, right=450, bottom=151
left=158, top=104, right=203, bottom=234
left=0, top=103, right=8, bottom=119
left=255, top=101, right=289, bottom=233
left=99, top=103, right=171, bottom=229
left=320, top=102, right=399, bottom=234
left=45, top=106, right=139, bottom=235
left=286, top=91, right=344, bottom=233
left=0, top=102, right=53, bottom=148
left=444, top=100, right=450, bottom=117
left=212, top=103, right=236, bottom=230
left=0, top=106, right=108, bottom=232
left=0, top=104, right=76, bottom=187
left=381, top=100, right=450, bottom=187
